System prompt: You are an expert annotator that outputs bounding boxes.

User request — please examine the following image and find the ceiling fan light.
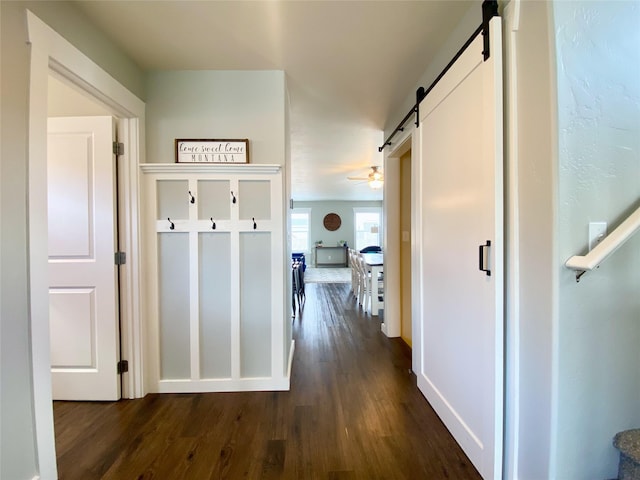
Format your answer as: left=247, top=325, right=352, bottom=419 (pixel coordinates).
left=369, top=179, right=383, bottom=189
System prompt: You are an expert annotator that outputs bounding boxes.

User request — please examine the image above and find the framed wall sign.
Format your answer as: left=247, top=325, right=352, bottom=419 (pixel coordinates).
left=175, top=139, right=250, bottom=164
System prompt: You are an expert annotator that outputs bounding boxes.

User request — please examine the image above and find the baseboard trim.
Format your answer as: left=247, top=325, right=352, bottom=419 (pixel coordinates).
left=287, top=340, right=296, bottom=379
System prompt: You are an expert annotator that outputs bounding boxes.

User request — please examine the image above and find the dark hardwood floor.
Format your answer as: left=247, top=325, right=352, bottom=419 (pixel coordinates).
left=54, top=282, right=480, bottom=479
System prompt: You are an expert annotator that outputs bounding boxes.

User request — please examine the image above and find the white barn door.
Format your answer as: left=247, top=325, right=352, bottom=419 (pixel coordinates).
left=415, top=18, right=503, bottom=479
left=48, top=116, right=121, bottom=401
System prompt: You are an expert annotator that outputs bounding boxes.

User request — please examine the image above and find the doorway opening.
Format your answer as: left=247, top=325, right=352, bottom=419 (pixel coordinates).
left=47, top=73, right=124, bottom=401
left=384, top=133, right=414, bottom=345
left=398, top=148, right=412, bottom=347
left=27, top=10, right=145, bottom=478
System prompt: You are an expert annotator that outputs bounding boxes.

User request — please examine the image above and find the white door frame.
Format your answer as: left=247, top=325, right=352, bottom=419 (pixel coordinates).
left=383, top=132, right=412, bottom=340
left=26, top=10, right=145, bottom=479
left=385, top=129, right=425, bottom=377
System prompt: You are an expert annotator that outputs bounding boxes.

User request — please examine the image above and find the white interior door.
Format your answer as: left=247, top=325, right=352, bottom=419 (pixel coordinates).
left=48, top=116, right=120, bottom=401
left=415, top=18, right=503, bottom=479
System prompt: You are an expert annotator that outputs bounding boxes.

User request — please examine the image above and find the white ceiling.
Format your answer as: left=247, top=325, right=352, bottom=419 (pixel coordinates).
left=73, top=0, right=475, bottom=201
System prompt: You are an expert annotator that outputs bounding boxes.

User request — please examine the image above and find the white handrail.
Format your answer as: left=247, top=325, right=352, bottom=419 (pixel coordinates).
left=565, top=205, right=640, bottom=281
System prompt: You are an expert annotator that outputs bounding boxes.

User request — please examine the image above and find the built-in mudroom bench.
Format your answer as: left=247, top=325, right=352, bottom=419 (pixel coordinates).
left=141, top=163, right=293, bottom=393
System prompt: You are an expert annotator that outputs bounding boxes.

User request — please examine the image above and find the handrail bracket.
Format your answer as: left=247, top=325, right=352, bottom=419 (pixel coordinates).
left=564, top=205, right=640, bottom=283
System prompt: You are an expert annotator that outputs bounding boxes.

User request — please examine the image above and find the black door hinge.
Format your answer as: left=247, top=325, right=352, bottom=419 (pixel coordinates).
left=115, top=252, right=126, bottom=265
left=117, top=360, right=129, bottom=374
left=113, top=142, right=124, bottom=155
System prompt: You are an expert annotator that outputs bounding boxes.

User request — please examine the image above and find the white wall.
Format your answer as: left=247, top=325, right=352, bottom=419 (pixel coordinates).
left=553, top=1, right=640, bottom=478
left=146, top=71, right=287, bottom=166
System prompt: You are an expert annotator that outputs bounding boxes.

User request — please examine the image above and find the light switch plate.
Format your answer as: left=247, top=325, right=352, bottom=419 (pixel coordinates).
left=588, top=222, right=607, bottom=251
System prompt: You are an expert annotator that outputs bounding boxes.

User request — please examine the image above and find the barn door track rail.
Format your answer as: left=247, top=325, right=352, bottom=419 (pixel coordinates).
left=378, top=0, right=499, bottom=152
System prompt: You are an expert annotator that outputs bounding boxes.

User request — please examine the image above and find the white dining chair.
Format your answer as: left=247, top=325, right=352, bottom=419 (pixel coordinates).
left=349, top=248, right=359, bottom=298
left=357, top=254, right=371, bottom=313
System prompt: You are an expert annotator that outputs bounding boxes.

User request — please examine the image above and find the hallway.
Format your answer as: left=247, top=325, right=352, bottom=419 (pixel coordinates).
left=53, top=283, right=480, bottom=479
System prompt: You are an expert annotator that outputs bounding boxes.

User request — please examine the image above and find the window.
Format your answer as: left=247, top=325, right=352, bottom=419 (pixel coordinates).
left=291, top=209, right=311, bottom=253
left=354, top=208, right=382, bottom=251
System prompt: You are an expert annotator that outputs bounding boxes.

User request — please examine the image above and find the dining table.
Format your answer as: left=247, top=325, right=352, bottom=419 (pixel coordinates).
left=362, top=253, right=383, bottom=316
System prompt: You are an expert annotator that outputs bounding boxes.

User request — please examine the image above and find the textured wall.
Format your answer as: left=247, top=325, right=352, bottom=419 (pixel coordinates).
left=554, top=1, right=640, bottom=478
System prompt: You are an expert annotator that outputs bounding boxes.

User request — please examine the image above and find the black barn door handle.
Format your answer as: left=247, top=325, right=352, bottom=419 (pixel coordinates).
left=479, top=240, right=491, bottom=276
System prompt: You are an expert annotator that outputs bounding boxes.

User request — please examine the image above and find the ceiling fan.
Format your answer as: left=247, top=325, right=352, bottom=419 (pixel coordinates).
left=347, top=166, right=384, bottom=189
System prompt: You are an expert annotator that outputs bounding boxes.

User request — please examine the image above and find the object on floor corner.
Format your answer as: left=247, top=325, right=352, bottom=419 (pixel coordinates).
left=614, top=429, right=640, bottom=480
